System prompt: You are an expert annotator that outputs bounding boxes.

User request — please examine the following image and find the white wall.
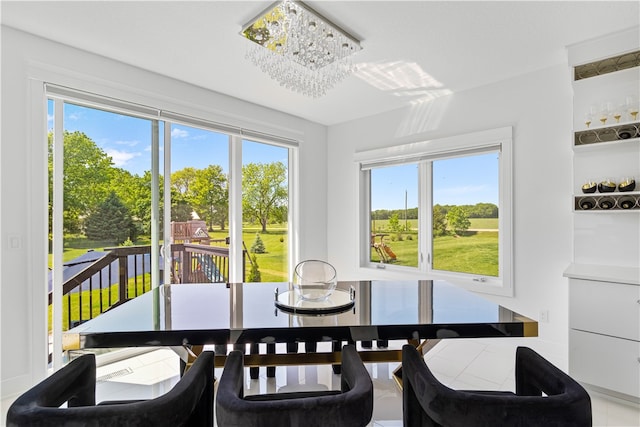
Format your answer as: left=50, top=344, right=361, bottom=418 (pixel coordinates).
left=0, top=26, right=328, bottom=399
left=327, top=64, right=574, bottom=359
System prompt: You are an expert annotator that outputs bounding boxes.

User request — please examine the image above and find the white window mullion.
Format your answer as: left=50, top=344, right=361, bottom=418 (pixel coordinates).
left=163, top=123, right=172, bottom=287
left=52, top=99, right=64, bottom=369
left=287, top=147, right=300, bottom=279
left=229, top=135, right=243, bottom=282
left=420, top=162, right=431, bottom=272
left=150, top=120, right=160, bottom=289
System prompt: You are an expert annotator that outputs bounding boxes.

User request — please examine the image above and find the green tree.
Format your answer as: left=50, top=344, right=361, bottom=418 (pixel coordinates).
left=468, top=202, right=498, bottom=218
left=433, top=206, right=448, bottom=237
left=109, top=168, right=154, bottom=235
left=84, top=192, right=133, bottom=244
left=250, top=233, right=266, bottom=254
left=171, top=167, right=198, bottom=198
left=446, top=206, right=471, bottom=236
left=48, top=131, right=114, bottom=233
left=388, top=213, right=402, bottom=232
left=248, top=255, right=261, bottom=282
left=242, top=162, right=287, bottom=233
left=190, top=165, right=228, bottom=230
left=171, top=201, right=193, bottom=222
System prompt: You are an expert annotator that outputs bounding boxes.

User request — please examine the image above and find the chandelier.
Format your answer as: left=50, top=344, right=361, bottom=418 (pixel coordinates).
left=242, top=0, right=362, bottom=98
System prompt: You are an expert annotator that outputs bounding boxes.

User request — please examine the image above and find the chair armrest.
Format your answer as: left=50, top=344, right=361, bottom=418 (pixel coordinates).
left=402, top=345, right=592, bottom=427
left=340, top=344, right=373, bottom=396
left=12, top=353, right=96, bottom=409
left=515, top=346, right=585, bottom=398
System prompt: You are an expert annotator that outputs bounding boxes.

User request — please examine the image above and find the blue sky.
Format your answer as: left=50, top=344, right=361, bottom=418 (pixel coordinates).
left=370, top=153, right=499, bottom=210
left=48, top=102, right=287, bottom=176
left=50, top=102, right=497, bottom=208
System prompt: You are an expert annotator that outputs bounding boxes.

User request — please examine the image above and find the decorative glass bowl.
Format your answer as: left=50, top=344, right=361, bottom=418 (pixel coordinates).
left=293, top=260, right=337, bottom=301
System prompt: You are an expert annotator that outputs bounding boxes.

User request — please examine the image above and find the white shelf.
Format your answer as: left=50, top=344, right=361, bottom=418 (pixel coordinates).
left=564, top=263, right=640, bottom=286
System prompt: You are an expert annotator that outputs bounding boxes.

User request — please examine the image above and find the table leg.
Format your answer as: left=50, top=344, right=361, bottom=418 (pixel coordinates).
left=332, top=341, right=342, bottom=374
left=266, top=343, right=276, bottom=377
left=250, top=343, right=259, bottom=379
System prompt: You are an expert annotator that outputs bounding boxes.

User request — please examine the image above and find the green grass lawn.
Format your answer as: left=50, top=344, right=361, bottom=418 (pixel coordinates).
left=371, top=230, right=499, bottom=276
left=432, top=231, right=498, bottom=276
left=209, top=224, right=289, bottom=282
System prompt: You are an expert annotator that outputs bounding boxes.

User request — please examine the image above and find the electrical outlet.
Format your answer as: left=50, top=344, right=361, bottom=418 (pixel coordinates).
left=539, top=310, right=550, bottom=323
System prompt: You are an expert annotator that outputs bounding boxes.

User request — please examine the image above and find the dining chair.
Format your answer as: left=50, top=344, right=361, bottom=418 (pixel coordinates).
left=6, top=351, right=215, bottom=427
left=401, top=344, right=592, bottom=427
left=215, top=344, right=373, bottom=427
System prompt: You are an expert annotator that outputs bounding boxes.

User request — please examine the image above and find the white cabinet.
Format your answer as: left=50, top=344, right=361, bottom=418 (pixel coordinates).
left=566, top=269, right=640, bottom=401
left=570, top=278, right=640, bottom=341
left=569, top=329, right=640, bottom=398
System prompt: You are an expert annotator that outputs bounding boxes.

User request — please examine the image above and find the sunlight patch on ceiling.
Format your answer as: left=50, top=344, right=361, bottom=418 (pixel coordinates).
left=355, top=61, right=452, bottom=103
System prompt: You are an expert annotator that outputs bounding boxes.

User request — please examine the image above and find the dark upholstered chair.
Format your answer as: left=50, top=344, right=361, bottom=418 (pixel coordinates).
left=7, top=351, right=215, bottom=427
left=216, top=344, right=373, bottom=427
left=402, top=344, right=592, bottom=427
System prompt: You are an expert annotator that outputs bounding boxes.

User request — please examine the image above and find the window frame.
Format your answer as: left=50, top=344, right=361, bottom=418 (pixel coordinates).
left=356, top=127, right=513, bottom=297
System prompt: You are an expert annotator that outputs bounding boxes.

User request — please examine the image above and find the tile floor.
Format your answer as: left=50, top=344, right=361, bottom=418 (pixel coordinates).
left=3, top=338, right=639, bottom=426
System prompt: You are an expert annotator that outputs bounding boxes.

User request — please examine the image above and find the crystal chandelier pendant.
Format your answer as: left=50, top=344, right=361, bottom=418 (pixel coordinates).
left=242, top=0, right=362, bottom=98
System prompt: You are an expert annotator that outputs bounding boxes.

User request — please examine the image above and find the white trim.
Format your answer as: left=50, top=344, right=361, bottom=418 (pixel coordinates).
left=229, top=135, right=243, bottom=283
left=45, top=84, right=300, bottom=148
left=163, top=124, right=172, bottom=287
left=51, top=97, right=64, bottom=368
left=355, top=127, right=512, bottom=168
left=288, top=145, right=300, bottom=279
left=150, top=120, right=161, bottom=289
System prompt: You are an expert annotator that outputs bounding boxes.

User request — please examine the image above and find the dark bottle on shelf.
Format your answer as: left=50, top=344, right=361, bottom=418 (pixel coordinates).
left=618, top=196, right=636, bottom=209
left=578, top=197, right=596, bottom=210
left=598, top=197, right=615, bottom=210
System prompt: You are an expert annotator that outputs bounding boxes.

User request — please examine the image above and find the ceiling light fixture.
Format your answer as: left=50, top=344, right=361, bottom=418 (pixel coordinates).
left=241, top=0, right=362, bottom=98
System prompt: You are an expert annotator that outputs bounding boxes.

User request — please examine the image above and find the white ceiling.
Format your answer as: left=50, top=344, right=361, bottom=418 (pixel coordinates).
left=2, top=1, right=639, bottom=126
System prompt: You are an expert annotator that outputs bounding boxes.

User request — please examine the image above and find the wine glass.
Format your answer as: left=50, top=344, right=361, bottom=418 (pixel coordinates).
left=584, top=112, right=592, bottom=128
left=613, top=103, right=623, bottom=123
left=627, top=96, right=639, bottom=121
left=599, top=102, right=611, bottom=126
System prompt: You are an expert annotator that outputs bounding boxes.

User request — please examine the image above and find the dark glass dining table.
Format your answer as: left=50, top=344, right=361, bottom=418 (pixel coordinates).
left=64, top=280, right=537, bottom=375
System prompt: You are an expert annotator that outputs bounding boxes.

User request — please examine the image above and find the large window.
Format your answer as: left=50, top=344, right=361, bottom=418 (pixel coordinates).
left=358, top=127, right=513, bottom=296
left=46, top=85, right=297, bottom=364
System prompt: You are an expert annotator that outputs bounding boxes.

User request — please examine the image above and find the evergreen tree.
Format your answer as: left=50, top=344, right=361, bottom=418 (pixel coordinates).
left=248, top=255, right=261, bottom=282
left=84, top=192, right=133, bottom=244
left=250, top=233, right=266, bottom=254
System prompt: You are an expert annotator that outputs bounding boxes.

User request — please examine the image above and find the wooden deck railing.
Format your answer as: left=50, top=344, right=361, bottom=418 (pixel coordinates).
left=48, top=243, right=246, bottom=330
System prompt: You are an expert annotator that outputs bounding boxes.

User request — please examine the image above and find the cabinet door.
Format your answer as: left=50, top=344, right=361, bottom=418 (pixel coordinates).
left=570, top=279, right=640, bottom=341
left=570, top=329, right=640, bottom=398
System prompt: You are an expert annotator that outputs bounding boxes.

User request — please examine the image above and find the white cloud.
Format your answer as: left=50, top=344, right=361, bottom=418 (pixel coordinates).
left=171, top=128, right=189, bottom=139
left=114, top=139, right=141, bottom=147
left=105, top=149, right=141, bottom=167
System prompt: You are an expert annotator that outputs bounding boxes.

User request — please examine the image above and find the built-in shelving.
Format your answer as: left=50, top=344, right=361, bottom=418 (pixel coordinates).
left=574, top=50, right=640, bottom=80
left=567, top=29, right=640, bottom=402
left=574, top=122, right=639, bottom=147
left=574, top=191, right=640, bottom=211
